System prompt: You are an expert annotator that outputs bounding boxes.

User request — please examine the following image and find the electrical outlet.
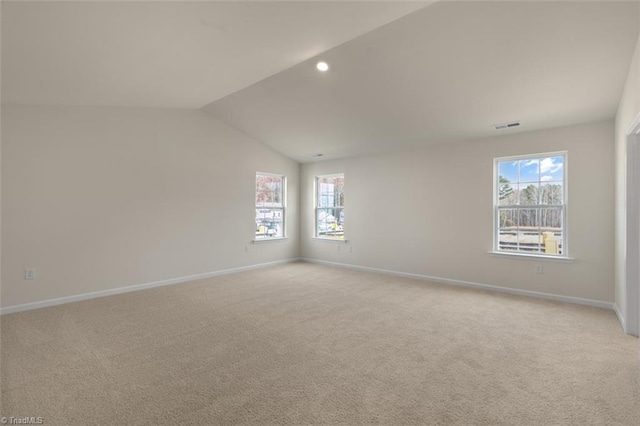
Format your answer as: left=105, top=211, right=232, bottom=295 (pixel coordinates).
left=25, top=268, right=36, bottom=280
left=337, top=244, right=341, bottom=252
left=244, top=245, right=249, bottom=253
left=534, top=264, right=544, bottom=274
left=347, top=245, right=352, bottom=253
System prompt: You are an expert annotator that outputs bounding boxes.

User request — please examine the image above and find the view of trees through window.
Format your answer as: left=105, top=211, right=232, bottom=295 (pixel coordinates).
left=496, top=154, right=566, bottom=255
left=255, top=173, right=284, bottom=239
left=316, top=174, right=344, bottom=239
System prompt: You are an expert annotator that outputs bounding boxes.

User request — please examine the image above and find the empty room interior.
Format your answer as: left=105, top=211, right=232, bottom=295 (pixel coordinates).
left=2, top=1, right=640, bottom=425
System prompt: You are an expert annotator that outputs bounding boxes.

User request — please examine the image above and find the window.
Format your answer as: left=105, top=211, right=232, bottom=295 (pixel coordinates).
left=255, top=173, right=285, bottom=239
left=315, top=174, right=344, bottom=239
left=495, top=153, right=566, bottom=256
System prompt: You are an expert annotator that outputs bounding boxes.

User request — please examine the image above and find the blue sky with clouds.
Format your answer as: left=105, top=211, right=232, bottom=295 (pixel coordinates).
left=498, top=156, right=564, bottom=184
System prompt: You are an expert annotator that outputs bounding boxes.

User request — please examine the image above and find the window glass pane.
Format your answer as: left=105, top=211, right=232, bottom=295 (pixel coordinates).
left=498, top=208, right=517, bottom=228
left=255, top=208, right=284, bottom=239
left=256, top=173, right=284, bottom=239
left=256, top=174, right=283, bottom=207
left=316, top=208, right=344, bottom=238
left=317, top=176, right=344, bottom=208
left=498, top=161, right=518, bottom=184
left=539, top=156, right=564, bottom=181
left=540, top=208, right=563, bottom=254
left=316, top=174, right=344, bottom=238
left=334, top=177, right=344, bottom=207
left=319, top=190, right=333, bottom=207
left=498, top=208, right=518, bottom=251
left=518, top=208, right=539, bottom=229
left=540, top=207, right=562, bottom=229
left=518, top=183, right=539, bottom=205
left=518, top=208, right=540, bottom=253
left=498, top=175, right=516, bottom=206
left=519, top=158, right=539, bottom=183
left=540, top=182, right=563, bottom=205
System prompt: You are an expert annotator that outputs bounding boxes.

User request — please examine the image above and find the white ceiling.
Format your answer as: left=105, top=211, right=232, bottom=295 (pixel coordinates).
left=1, top=1, right=427, bottom=108
left=205, top=1, right=640, bottom=162
left=3, top=1, right=639, bottom=163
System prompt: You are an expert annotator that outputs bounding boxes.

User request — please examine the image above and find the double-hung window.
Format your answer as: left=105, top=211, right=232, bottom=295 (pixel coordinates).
left=495, top=153, right=567, bottom=256
left=315, top=174, right=344, bottom=239
left=255, top=173, right=285, bottom=239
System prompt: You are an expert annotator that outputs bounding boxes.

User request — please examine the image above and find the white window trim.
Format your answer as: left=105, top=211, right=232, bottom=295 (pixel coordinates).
left=252, top=237, right=289, bottom=243
left=314, top=173, right=345, bottom=240
left=492, top=151, right=569, bottom=258
left=255, top=172, right=286, bottom=241
left=311, top=237, right=349, bottom=243
left=488, top=251, right=575, bottom=263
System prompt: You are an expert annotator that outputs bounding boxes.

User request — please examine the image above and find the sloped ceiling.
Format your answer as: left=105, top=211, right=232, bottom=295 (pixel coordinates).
left=1, top=1, right=427, bottom=108
left=204, top=1, right=639, bottom=162
left=2, top=1, right=638, bottom=162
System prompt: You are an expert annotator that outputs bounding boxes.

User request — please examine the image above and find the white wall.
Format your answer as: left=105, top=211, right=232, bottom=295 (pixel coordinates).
left=615, top=32, right=640, bottom=329
left=302, top=121, right=615, bottom=303
left=1, top=105, right=299, bottom=308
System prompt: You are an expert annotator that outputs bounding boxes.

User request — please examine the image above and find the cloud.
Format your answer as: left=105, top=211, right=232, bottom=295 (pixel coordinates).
left=540, top=175, right=554, bottom=182
left=540, top=157, right=563, bottom=174
left=519, top=157, right=563, bottom=174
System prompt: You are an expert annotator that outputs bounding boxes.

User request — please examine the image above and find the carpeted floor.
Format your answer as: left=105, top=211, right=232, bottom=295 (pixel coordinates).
left=1, top=262, right=638, bottom=425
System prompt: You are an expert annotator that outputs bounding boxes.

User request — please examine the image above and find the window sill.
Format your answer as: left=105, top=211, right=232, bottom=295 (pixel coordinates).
left=252, top=237, right=289, bottom=243
left=488, top=251, right=575, bottom=263
left=311, top=237, right=349, bottom=243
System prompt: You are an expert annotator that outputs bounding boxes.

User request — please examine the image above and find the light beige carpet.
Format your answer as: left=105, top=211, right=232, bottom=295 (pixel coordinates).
left=1, top=262, right=638, bottom=425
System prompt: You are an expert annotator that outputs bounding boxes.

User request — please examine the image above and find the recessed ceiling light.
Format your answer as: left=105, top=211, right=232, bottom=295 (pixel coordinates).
left=316, top=61, right=329, bottom=72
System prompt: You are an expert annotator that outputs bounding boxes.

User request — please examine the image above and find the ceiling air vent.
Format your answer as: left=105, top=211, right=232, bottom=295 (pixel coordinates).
left=494, top=121, right=521, bottom=130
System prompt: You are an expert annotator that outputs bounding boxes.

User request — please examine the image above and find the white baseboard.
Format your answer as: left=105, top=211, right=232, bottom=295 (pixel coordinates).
left=0, top=258, right=301, bottom=315
left=301, top=258, right=615, bottom=311
left=613, top=304, right=626, bottom=332
left=3, top=257, right=619, bottom=322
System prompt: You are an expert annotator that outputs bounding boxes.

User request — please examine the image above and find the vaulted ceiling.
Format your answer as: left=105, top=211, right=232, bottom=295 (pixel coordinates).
left=2, top=1, right=426, bottom=108
left=3, top=1, right=639, bottom=163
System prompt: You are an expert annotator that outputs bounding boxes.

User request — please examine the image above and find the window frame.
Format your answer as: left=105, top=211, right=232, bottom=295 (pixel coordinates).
left=493, top=151, right=569, bottom=258
left=314, top=173, right=345, bottom=240
left=255, top=172, right=286, bottom=241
